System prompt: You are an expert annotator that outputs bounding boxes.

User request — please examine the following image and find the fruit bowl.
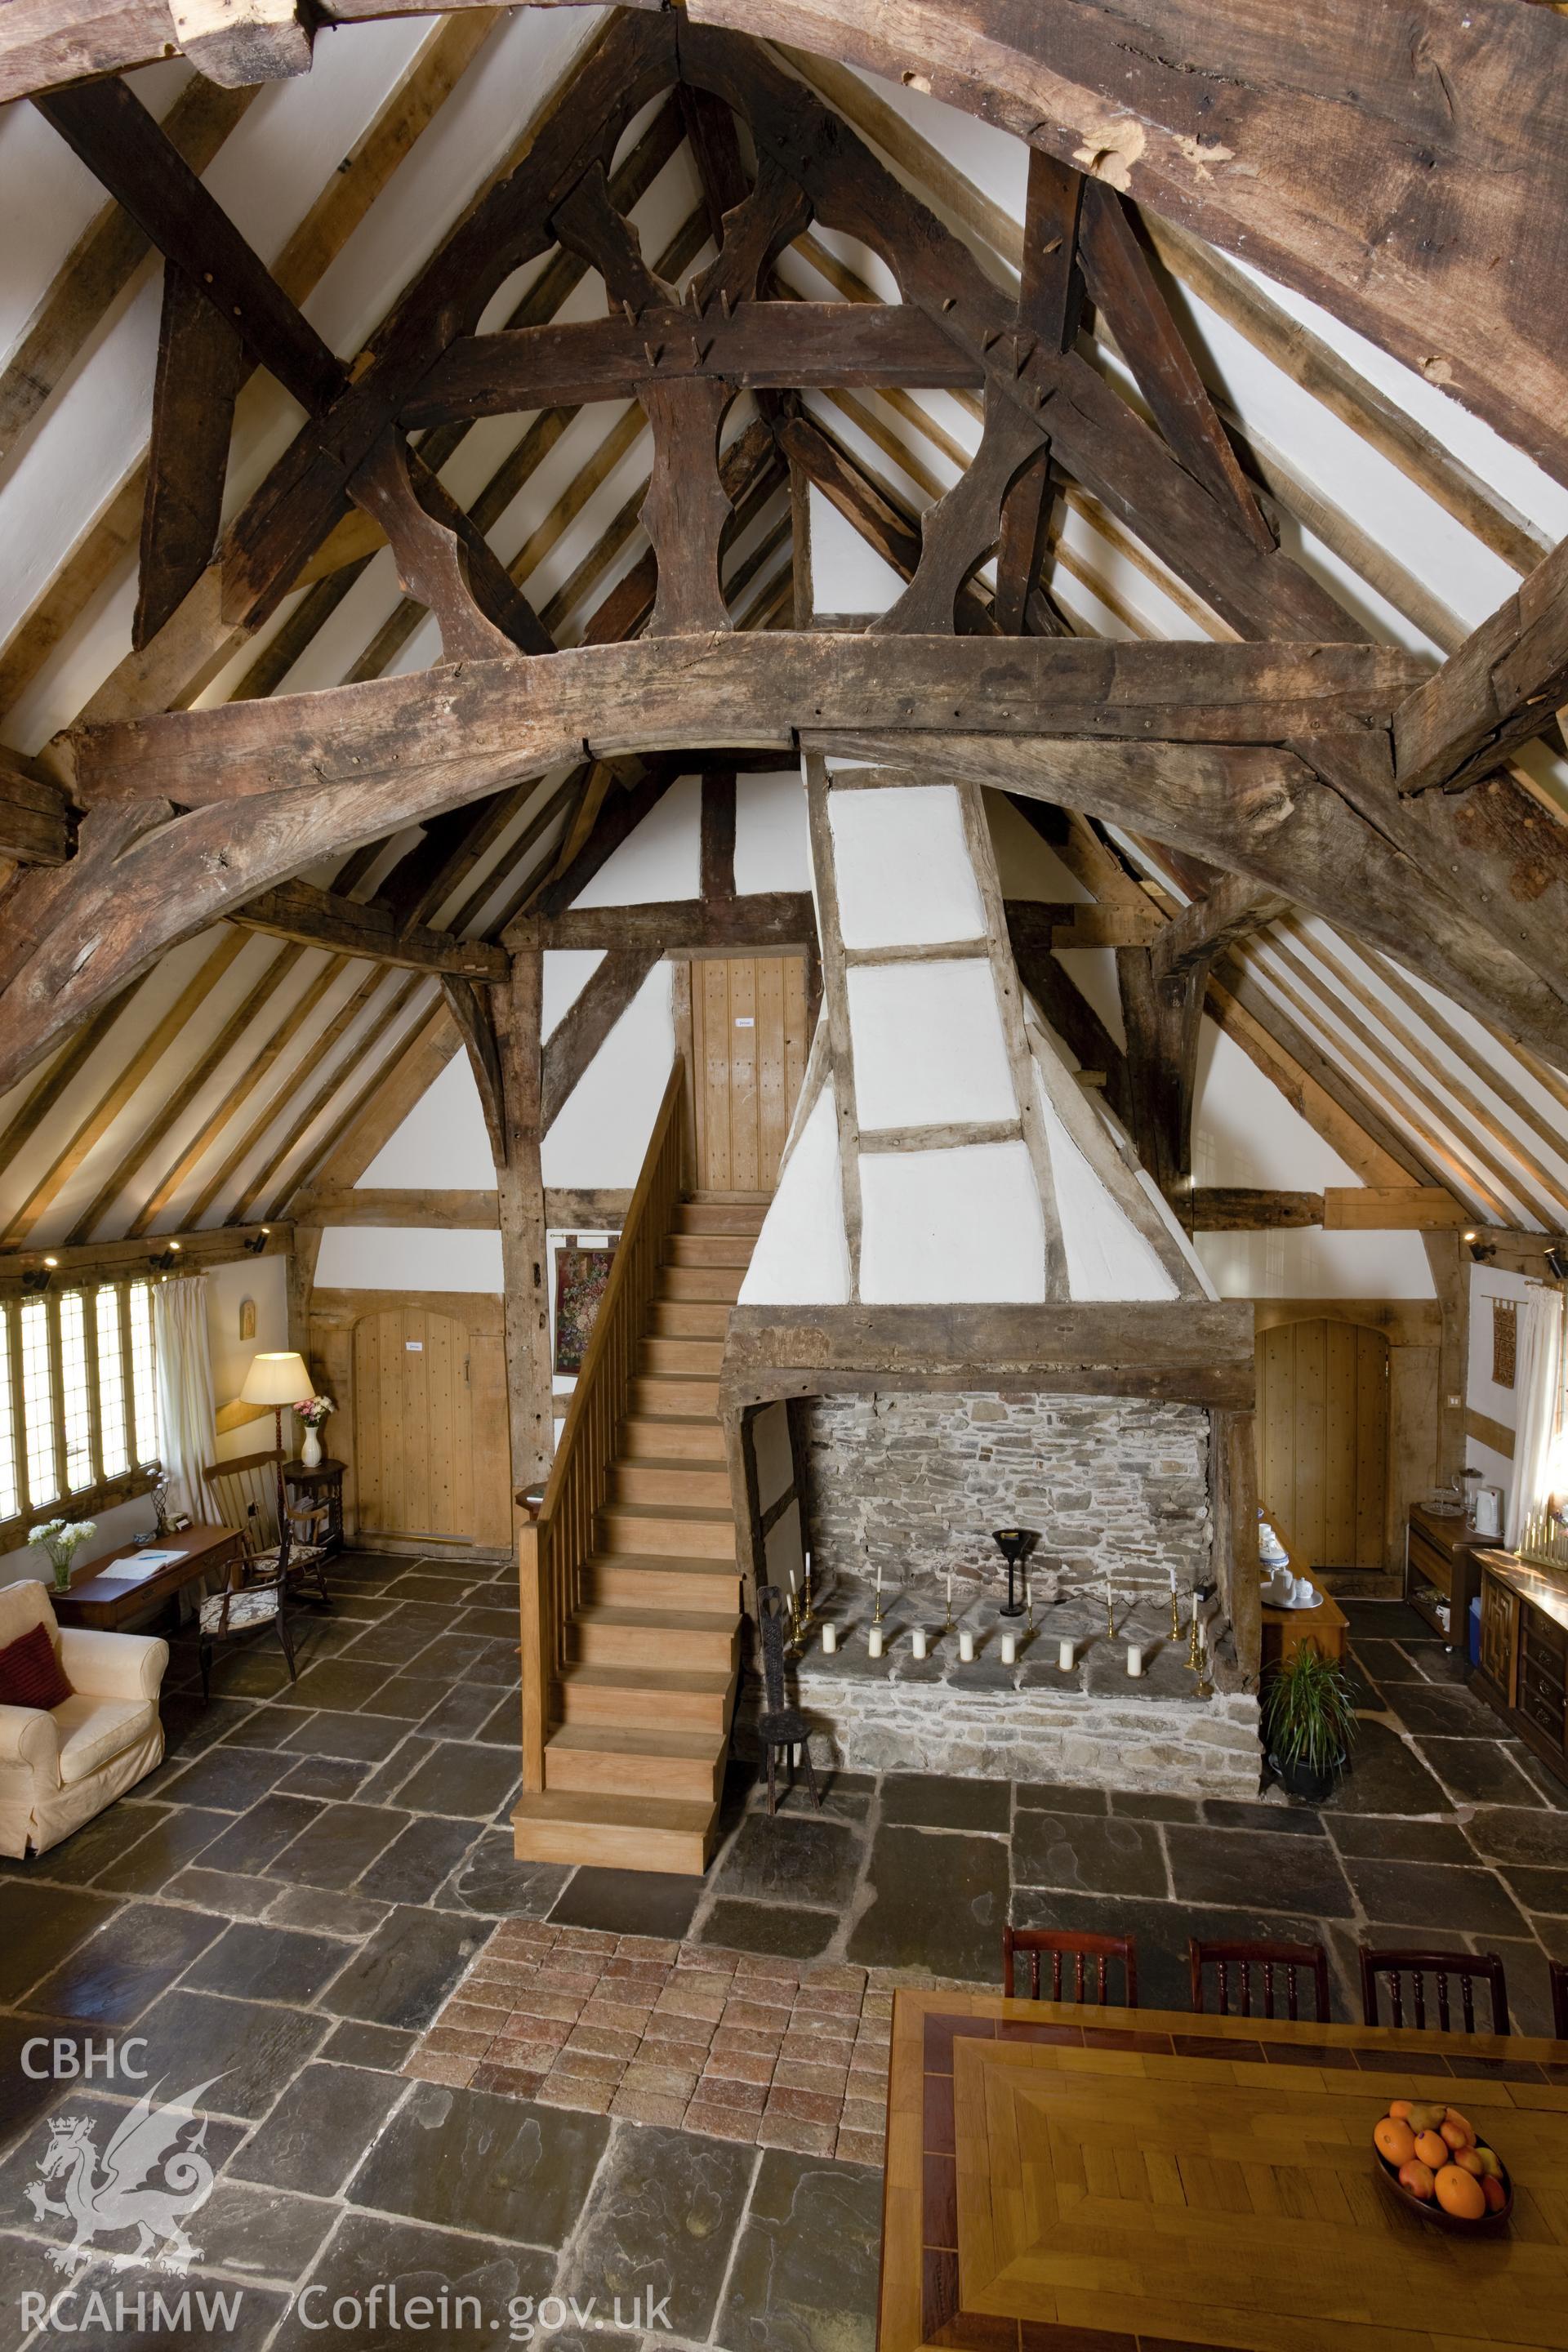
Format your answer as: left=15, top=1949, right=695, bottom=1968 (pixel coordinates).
left=1372, top=2099, right=1512, bottom=2234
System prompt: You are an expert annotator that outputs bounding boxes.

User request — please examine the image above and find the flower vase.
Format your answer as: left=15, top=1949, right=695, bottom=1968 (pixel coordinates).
left=49, top=1554, right=73, bottom=1594
left=301, top=1426, right=323, bottom=1470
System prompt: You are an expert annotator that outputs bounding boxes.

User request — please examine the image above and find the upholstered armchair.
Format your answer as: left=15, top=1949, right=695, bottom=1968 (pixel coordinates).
left=0, top=1580, right=168, bottom=1859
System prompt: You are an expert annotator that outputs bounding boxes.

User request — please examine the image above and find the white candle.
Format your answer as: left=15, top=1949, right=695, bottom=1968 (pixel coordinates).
left=911, top=1626, right=928, bottom=1660
left=958, top=1628, right=975, bottom=1663
left=1000, top=1631, right=1017, bottom=1667
left=1169, top=1565, right=1178, bottom=1593
left=788, top=1566, right=796, bottom=1593
left=867, top=1624, right=884, bottom=1659
left=821, top=1622, right=837, bottom=1655
left=946, top=1570, right=953, bottom=1610
left=875, top=1560, right=883, bottom=1594
left=1058, top=1637, right=1076, bottom=1671
left=1126, top=1644, right=1144, bottom=1677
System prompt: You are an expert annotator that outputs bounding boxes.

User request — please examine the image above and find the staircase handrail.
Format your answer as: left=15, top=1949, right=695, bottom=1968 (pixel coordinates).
left=516, top=1057, right=687, bottom=1792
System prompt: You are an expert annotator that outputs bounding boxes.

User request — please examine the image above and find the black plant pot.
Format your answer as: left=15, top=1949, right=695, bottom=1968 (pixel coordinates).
left=1265, top=1749, right=1347, bottom=1805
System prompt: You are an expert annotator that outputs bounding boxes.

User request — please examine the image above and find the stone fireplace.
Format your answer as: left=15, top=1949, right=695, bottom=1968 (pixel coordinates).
left=718, top=755, right=1261, bottom=1794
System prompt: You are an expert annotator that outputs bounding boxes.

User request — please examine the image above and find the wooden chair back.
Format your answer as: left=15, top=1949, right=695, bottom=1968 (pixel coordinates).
left=1551, top=1959, right=1567, bottom=2043
left=203, top=1545, right=287, bottom=1639
left=1358, top=1945, right=1510, bottom=2036
left=1190, top=1936, right=1331, bottom=2023
left=1002, top=1925, right=1138, bottom=2007
left=203, top=1449, right=283, bottom=1554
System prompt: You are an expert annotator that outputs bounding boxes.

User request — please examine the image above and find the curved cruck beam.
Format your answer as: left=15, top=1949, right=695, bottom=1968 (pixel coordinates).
left=12, top=631, right=1568, bottom=1092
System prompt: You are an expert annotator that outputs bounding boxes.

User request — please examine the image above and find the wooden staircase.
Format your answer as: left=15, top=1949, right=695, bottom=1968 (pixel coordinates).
left=512, top=1177, right=765, bottom=1876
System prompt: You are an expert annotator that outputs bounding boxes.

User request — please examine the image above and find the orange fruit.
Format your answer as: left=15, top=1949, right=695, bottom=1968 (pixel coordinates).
left=1434, top=2164, right=1486, bottom=2221
left=1451, top=2146, right=1484, bottom=2176
left=1397, top=2160, right=1435, bottom=2200
left=1389, top=2098, right=1413, bottom=2121
left=1440, top=2118, right=1472, bottom=2152
left=1374, top=2118, right=1416, bottom=2165
left=1414, top=2129, right=1448, bottom=2168
left=1481, top=2173, right=1507, bottom=2213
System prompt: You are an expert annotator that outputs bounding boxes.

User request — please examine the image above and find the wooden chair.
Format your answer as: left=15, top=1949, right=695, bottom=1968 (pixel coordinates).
left=1002, top=1925, right=1138, bottom=2007
left=1190, top=1936, right=1331, bottom=2023
left=198, top=1535, right=298, bottom=1701
left=203, top=1451, right=332, bottom=1607
left=1358, top=1945, right=1510, bottom=2036
left=754, top=1584, right=822, bottom=1815
left=1551, top=1959, right=1567, bottom=2042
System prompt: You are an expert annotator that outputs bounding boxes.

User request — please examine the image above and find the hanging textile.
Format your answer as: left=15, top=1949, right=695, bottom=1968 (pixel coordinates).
left=1505, top=1289, right=1566, bottom=1548
left=151, top=1274, right=217, bottom=1525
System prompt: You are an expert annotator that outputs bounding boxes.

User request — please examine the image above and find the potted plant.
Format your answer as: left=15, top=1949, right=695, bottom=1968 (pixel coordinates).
left=294, top=1392, right=336, bottom=1470
left=27, top=1517, right=98, bottom=1596
left=1262, top=1642, right=1359, bottom=1802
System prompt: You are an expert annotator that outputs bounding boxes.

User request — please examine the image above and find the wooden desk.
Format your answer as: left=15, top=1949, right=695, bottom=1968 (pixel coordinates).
left=884, top=1987, right=1568, bottom=2352
left=50, top=1523, right=242, bottom=1630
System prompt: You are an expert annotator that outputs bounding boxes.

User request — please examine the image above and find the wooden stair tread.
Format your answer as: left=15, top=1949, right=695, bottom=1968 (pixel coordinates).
left=513, top=1788, right=713, bottom=1833
left=600, top=1500, right=734, bottom=1526
left=547, top=1723, right=721, bottom=1761
left=557, top=1662, right=734, bottom=1696
left=590, top=1549, right=739, bottom=1578
left=575, top=1603, right=738, bottom=1633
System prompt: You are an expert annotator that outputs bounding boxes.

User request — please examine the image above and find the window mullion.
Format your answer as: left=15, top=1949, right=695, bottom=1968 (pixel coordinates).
left=119, top=1281, right=139, bottom=1464
left=45, top=1289, right=67, bottom=1512
left=82, top=1286, right=105, bottom=1487
left=4, top=1304, right=24, bottom=1518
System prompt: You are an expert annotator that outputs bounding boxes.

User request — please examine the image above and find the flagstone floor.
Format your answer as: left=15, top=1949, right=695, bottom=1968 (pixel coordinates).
left=0, top=1551, right=1563, bottom=2352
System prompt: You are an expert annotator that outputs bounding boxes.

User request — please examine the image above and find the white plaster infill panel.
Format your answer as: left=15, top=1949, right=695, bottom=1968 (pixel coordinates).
left=358, top=1052, right=495, bottom=1188
left=735, top=773, right=812, bottom=896
left=570, top=773, right=700, bottom=906
left=737, top=1083, right=851, bottom=1306
left=315, top=1227, right=505, bottom=1291
left=849, top=960, right=1016, bottom=1132
left=827, top=783, right=986, bottom=949
left=1032, top=1084, right=1180, bottom=1303
left=859, top=1143, right=1046, bottom=1303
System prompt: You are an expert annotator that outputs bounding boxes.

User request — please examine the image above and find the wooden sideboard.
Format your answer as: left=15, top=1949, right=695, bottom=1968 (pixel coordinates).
left=1472, top=1548, right=1568, bottom=1788
left=1404, top=1503, right=1487, bottom=1649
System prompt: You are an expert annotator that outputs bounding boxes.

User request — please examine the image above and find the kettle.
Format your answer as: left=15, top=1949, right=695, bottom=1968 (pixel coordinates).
left=1469, top=1485, right=1503, bottom=1540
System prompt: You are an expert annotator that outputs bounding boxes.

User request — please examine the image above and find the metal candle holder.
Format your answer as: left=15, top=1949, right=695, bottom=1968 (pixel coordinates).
left=991, top=1528, right=1037, bottom=1621
left=1169, top=1584, right=1182, bottom=1643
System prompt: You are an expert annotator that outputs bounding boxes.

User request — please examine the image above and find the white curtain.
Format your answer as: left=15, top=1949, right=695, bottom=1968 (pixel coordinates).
left=152, top=1274, right=217, bottom=1525
left=1506, top=1289, right=1566, bottom=1548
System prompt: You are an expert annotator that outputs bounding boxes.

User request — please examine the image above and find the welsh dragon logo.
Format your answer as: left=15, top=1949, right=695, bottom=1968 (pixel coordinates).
left=24, top=2078, right=220, bottom=2274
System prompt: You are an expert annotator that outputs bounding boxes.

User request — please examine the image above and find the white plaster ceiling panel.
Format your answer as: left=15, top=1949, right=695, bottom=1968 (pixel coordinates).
left=572, top=772, right=701, bottom=905
left=739, top=1085, right=851, bottom=1305
left=858, top=1142, right=1045, bottom=1303
left=1031, top=1085, right=1180, bottom=1304
left=848, top=960, right=1014, bottom=1130
left=357, top=1039, right=496, bottom=1190
left=827, top=784, right=986, bottom=948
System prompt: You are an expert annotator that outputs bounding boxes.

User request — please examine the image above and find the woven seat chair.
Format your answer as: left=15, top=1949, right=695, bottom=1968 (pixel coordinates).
left=755, top=1582, right=822, bottom=1816
left=203, top=1452, right=332, bottom=1607
left=198, top=1535, right=298, bottom=1700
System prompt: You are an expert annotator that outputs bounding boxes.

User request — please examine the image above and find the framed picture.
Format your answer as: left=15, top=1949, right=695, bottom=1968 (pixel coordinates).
left=553, top=1241, right=617, bottom=1375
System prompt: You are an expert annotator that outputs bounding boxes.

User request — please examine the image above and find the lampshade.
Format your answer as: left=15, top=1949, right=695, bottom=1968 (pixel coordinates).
left=240, top=1350, right=311, bottom=1406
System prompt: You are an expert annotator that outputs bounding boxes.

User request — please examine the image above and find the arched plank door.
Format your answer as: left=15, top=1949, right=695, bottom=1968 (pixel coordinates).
left=1257, top=1316, right=1390, bottom=1570
left=350, top=1305, right=510, bottom=1550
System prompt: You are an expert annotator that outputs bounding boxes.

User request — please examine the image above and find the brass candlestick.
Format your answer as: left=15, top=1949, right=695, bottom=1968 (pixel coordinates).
left=1186, top=1603, right=1203, bottom=1675
left=1169, top=1584, right=1182, bottom=1643
left=1105, top=1587, right=1116, bottom=1642
left=801, top=1559, right=814, bottom=1631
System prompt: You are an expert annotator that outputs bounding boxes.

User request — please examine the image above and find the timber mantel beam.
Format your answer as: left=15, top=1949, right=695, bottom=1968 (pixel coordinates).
left=232, top=880, right=507, bottom=979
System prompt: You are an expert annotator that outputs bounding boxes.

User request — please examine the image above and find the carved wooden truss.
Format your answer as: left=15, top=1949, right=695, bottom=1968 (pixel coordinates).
left=4, top=2, right=1568, bottom=1228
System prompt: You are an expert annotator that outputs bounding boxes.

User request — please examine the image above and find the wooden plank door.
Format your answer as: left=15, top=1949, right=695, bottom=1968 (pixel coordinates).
left=1258, top=1316, right=1389, bottom=1568
left=689, top=955, right=808, bottom=1192
left=351, top=1304, right=510, bottom=1548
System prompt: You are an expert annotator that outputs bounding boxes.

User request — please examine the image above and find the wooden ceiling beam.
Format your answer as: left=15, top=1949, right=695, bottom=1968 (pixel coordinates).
left=1154, top=873, right=1290, bottom=983
left=231, top=879, right=507, bottom=978
left=34, top=78, right=345, bottom=416
left=1394, top=532, right=1568, bottom=796
left=0, top=760, right=74, bottom=867
left=513, top=891, right=818, bottom=957
left=136, top=262, right=247, bottom=649
left=685, top=0, right=1568, bottom=488
left=0, top=1222, right=292, bottom=1301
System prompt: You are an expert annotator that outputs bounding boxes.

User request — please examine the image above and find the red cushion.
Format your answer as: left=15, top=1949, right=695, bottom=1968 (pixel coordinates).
left=0, top=1620, right=74, bottom=1711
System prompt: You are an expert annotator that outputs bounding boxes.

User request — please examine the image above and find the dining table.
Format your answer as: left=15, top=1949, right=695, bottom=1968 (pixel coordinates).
left=880, top=1985, right=1568, bottom=2352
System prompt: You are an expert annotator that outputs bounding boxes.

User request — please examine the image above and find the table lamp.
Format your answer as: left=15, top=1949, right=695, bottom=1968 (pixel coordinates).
left=240, top=1350, right=311, bottom=1528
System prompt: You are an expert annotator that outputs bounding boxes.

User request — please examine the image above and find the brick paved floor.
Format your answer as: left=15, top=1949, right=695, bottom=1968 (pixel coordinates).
left=408, top=1922, right=892, bottom=2163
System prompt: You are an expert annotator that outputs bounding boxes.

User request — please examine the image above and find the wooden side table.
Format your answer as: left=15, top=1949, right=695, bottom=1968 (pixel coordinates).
left=51, top=1523, right=243, bottom=1630
left=283, top=1458, right=345, bottom=1555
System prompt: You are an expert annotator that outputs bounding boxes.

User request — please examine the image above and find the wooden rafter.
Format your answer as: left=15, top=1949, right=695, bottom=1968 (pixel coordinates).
left=231, top=880, right=507, bottom=979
